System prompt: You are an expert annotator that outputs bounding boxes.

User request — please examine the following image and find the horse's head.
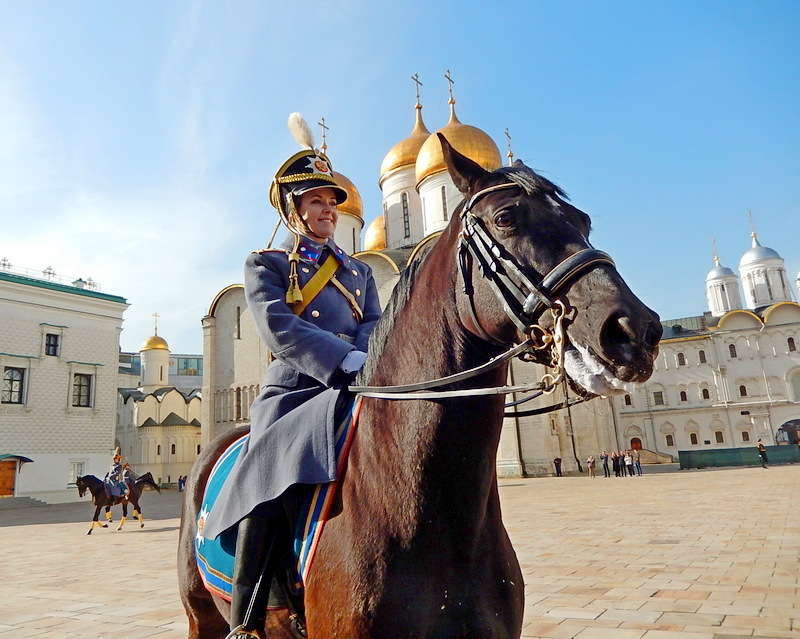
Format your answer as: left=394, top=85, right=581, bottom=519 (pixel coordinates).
left=76, top=476, right=87, bottom=498
left=440, top=134, right=661, bottom=396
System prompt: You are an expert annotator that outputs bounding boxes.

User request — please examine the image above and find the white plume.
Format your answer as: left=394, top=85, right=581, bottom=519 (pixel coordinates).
left=287, top=112, right=315, bottom=149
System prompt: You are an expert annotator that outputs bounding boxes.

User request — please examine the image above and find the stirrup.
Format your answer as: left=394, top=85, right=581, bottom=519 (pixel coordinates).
left=290, top=613, right=307, bottom=638
left=224, top=625, right=263, bottom=639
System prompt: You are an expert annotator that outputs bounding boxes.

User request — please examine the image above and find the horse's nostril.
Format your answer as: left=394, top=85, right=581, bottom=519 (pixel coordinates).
left=618, top=316, right=637, bottom=341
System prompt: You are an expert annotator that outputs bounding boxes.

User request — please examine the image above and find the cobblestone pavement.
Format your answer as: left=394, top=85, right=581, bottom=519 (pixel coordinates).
left=1, top=464, right=798, bottom=638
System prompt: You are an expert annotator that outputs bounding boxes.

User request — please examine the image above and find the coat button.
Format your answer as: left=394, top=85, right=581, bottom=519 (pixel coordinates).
left=356, top=289, right=361, bottom=296
left=311, top=310, right=320, bottom=318
left=302, top=267, right=310, bottom=273
left=352, top=269, right=358, bottom=276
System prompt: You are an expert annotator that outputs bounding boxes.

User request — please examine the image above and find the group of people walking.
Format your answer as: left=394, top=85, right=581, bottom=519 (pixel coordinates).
left=584, top=450, right=643, bottom=478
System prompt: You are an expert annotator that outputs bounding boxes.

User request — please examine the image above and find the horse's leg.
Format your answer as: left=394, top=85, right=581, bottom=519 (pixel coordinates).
left=132, top=497, right=144, bottom=528
left=117, top=501, right=128, bottom=531
left=105, top=504, right=113, bottom=524
left=88, top=504, right=105, bottom=535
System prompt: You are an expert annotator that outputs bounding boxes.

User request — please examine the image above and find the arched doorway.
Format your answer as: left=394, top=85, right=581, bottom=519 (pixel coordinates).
left=776, top=419, right=800, bottom=445
left=630, top=437, right=642, bottom=450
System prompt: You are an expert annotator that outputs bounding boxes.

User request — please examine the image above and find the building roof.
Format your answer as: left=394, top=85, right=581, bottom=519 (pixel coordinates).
left=0, top=271, right=127, bottom=304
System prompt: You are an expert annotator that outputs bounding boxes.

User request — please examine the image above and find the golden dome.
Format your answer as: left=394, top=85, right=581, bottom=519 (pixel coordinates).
left=364, top=216, right=387, bottom=251
left=141, top=334, right=169, bottom=351
left=333, top=171, right=363, bottom=219
left=415, top=103, right=502, bottom=186
left=380, top=104, right=431, bottom=183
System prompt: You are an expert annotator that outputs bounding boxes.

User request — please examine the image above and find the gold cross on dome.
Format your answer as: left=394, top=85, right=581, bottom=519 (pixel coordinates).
left=411, top=73, right=423, bottom=105
left=152, top=312, right=160, bottom=335
left=444, top=69, right=455, bottom=103
left=505, top=128, right=514, bottom=165
left=318, top=117, right=329, bottom=153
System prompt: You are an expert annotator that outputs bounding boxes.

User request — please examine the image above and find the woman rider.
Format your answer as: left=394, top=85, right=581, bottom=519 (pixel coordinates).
left=201, top=114, right=382, bottom=639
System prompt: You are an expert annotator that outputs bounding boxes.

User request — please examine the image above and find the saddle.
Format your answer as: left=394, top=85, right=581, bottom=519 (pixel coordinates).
left=196, top=400, right=361, bottom=634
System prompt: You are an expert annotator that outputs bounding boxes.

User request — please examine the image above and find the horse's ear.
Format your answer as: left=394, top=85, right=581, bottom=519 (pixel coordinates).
left=439, top=133, right=489, bottom=196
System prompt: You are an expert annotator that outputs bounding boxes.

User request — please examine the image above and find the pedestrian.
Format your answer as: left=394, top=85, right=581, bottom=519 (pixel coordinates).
left=757, top=439, right=769, bottom=468
left=553, top=457, right=563, bottom=477
left=586, top=455, right=596, bottom=478
left=624, top=450, right=635, bottom=477
left=600, top=450, right=610, bottom=477
left=199, top=113, right=382, bottom=639
left=633, top=449, right=642, bottom=476
left=178, top=475, right=185, bottom=492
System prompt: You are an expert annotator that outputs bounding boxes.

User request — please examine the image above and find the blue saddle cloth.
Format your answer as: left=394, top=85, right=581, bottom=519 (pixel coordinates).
left=195, top=399, right=360, bottom=600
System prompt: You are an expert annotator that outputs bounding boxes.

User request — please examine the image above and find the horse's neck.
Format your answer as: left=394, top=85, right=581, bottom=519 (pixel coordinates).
left=356, top=261, right=507, bottom=536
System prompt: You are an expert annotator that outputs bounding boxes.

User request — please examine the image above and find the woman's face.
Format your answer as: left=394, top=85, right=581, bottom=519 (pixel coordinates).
left=297, top=187, right=339, bottom=243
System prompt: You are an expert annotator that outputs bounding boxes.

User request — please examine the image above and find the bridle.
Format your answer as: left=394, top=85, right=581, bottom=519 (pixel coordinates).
left=349, top=180, right=616, bottom=414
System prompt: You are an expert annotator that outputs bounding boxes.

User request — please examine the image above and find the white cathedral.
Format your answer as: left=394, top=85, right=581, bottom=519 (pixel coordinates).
left=201, top=79, right=800, bottom=476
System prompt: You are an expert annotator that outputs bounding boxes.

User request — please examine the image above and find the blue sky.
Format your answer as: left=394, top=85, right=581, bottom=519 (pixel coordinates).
left=1, top=1, right=798, bottom=354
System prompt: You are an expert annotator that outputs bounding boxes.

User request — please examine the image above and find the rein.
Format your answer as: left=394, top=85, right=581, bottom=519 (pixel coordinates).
left=348, top=181, right=615, bottom=414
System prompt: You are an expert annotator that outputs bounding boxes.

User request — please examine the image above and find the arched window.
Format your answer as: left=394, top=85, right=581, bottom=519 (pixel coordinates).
left=679, top=390, right=688, bottom=402
left=196, top=444, right=201, bottom=454
left=157, top=445, right=161, bottom=456
left=235, top=306, right=241, bottom=339
left=653, top=391, right=664, bottom=406
left=171, top=443, right=176, bottom=455
left=441, top=186, right=448, bottom=221
left=739, top=385, right=748, bottom=397
left=789, top=337, right=796, bottom=352
left=402, top=193, right=410, bottom=238
left=689, top=433, right=699, bottom=445
left=677, top=353, right=686, bottom=366
left=702, top=388, right=710, bottom=400
left=741, top=431, right=750, bottom=442
left=699, top=350, right=707, bottom=364
left=714, top=431, right=724, bottom=444
left=665, top=434, right=674, bottom=447
left=729, top=344, right=738, bottom=358
left=624, top=394, right=632, bottom=406
left=792, top=371, right=800, bottom=401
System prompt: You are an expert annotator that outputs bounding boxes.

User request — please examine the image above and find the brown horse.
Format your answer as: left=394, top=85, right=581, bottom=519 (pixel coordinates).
left=178, top=135, right=661, bottom=638
left=76, top=471, right=160, bottom=534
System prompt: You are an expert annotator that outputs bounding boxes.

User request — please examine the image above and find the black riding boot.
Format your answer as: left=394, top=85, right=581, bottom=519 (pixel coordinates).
left=227, top=513, right=281, bottom=639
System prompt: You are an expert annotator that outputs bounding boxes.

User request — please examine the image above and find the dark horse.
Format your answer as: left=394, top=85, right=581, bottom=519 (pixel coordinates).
left=76, top=471, right=160, bottom=535
left=178, top=136, right=662, bottom=638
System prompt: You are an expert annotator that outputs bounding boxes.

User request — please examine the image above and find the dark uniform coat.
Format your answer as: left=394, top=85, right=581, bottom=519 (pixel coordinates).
left=202, top=235, right=381, bottom=540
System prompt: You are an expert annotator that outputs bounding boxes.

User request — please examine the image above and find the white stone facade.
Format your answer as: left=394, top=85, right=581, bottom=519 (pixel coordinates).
left=201, top=285, right=269, bottom=445
left=0, top=271, right=128, bottom=497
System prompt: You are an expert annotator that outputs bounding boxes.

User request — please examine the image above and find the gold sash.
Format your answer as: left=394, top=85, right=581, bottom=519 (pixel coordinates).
left=292, top=253, right=363, bottom=322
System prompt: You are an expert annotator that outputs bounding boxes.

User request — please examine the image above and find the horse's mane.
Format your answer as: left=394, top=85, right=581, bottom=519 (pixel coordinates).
left=493, top=163, right=568, bottom=199
left=356, top=256, right=424, bottom=383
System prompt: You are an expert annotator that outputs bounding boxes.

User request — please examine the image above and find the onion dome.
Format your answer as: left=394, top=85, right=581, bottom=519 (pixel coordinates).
left=706, top=256, right=737, bottom=281
left=141, top=335, right=169, bottom=351
left=364, top=216, right=387, bottom=251
left=415, top=101, right=502, bottom=186
left=739, top=232, right=781, bottom=268
left=380, top=104, right=431, bottom=184
left=333, top=171, right=363, bottom=219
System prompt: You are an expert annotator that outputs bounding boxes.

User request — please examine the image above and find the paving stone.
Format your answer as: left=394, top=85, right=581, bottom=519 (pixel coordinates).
left=1, top=465, right=799, bottom=638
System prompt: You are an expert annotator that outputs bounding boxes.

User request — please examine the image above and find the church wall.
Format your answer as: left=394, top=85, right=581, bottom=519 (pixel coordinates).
left=381, top=169, right=424, bottom=249
left=201, top=286, right=267, bottom=445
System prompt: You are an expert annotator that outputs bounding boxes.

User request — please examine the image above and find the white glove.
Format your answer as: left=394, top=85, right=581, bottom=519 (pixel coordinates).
left=340, top=350, right=367, bottom=374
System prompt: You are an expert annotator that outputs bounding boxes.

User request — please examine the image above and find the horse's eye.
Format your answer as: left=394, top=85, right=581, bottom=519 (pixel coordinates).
left=494, top=210, right=515, bottom=228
